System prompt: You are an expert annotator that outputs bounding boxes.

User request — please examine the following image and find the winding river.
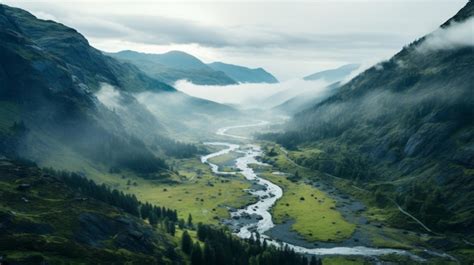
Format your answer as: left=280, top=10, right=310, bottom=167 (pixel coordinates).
left=201, top=122, right=424, bottom=261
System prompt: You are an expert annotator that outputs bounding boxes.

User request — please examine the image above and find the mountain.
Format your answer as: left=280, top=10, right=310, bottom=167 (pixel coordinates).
left=109, top=50, right=238, bottom=85
left=303, top=64, right=360, bottom=83
left=264, top=1, right=474, bottom=236
left=0, top=158, right=181, bottom=264
left=0, top=157, right=312, bottom=265
left=0, top=4, right=235, bottom=177
left=208, top=62, right=278, bottom=83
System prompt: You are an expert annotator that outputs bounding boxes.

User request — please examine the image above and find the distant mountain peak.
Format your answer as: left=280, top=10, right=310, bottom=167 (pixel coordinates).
left=303, top=64, right=360, bottom=83
left=208, top=61, right=278, bottom=84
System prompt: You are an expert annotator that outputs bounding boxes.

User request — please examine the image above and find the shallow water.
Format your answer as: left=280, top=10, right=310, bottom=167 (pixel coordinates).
left=201, top=122, right=424, bottom=261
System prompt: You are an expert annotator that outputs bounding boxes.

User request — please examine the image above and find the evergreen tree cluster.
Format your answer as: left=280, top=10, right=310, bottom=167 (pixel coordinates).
left=61, top=172, right=141, bottom=216
left=46, top=169, right=317, bottom=264
left=154, top=136, right=199, bottom=158
left=180, top=224, right=322, bottom=265
left=55, top=171, right=179, bottom=234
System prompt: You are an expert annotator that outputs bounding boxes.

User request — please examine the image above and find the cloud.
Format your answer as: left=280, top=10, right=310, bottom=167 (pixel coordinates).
left=83, top=15, right=406, bottom=50
left=173, top=78, right=331, bottom=109
left=417, top=17, right=474, bottom=52
left=5, top=1, right=407, bottom=50
left=95, top=83, right=123, bottom=110
left=4, top=0, right=466, bottom=80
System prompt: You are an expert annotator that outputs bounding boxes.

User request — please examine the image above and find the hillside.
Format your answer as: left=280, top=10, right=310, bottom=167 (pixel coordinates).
left=0, top=158, right=181, bottom=264
left=0, top=4, right=235, bottom=177
left=273, top=82, right=341, bottom=115
left=208, top=62, right=278, bottom=84
left=109, top=50, right=238, bottom=85
left=0, top=158, right=314, bottom=265
left=264, top=1, right=474, bottom=235
left=303, top=64, right=359, bottom=83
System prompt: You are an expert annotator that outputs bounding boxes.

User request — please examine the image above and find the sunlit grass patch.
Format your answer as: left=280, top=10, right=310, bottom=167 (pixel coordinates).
left=121, top=157, right=255, bottom=225
left=262, top=172, right=355, bottom=242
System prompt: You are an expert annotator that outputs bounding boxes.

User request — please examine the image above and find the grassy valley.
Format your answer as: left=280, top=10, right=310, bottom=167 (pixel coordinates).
left=1, top=1, right=473, bottom=265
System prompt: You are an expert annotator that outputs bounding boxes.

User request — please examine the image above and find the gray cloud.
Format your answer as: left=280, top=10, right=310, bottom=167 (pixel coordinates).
left=4, top=0, right=468, bottom=80
left=77, top=14, right=407, bottom=50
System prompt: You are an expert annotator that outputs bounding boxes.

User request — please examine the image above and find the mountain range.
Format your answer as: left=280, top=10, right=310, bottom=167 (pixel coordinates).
left=303, top=64, right=360, bottom=83
left=0, top=4, right=235, bottom=177
left=109, top=50, right=278, bottom=86
left=265, top=1, right=474, bottom=235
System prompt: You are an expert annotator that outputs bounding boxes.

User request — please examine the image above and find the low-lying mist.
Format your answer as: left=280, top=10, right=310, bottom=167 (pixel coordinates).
left=417, top=17, right=474, bottom=53
left=173, top=78, right=332, bottom=109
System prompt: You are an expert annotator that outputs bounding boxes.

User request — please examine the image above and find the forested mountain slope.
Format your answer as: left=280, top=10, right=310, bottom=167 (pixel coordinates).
left=264, top=1, right=474, bottom=234
left=0, top=158, right=314, bottom=265
left=0, top=4, right=234, bottom=176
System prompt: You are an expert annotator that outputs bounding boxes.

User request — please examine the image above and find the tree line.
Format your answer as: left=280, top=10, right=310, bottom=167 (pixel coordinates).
left=47, top=169, right=323, bottom=264
left=47, top=170, right=179, bottom=235
left=180, top=224, right=323, bottom=265
left=153, top=136, right=199, bottom=159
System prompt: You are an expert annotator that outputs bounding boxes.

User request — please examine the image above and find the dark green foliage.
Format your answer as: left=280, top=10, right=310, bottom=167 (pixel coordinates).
left=0, top=158, right=181, bottom=265
left=60, top=171, right=141, bottom=217
left=309, top=256, right=322, bottom=265
left=191, top=243, right=203, bottom=265
left=261, top=1, right=474, bottom=235
left=195, top=223, right=319, bottom=265
left=181, top=231, right=193, bottom=255
left=396, top=183, right=451, bottom=231
left=267, top=147, right=278, bottom=157
left=52, top=170, right=179, bottom=233
left=187, top=213, right=193, bottom=228
left=153, top=136, right=199, bottom=158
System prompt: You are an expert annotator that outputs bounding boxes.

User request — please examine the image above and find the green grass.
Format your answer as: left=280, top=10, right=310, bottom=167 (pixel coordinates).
left=0, top=159, right=177, bottom=264
left=257, top=143, right=356, bottom=242
left=261, top=171, right=355, bottom=242
left=117, top=157, right=255, bottom=225
left=33, top=141, right=255, bottom=226
left=322, top=256, right=366, bottom=265
left=208, top=151, right=242, bottom=166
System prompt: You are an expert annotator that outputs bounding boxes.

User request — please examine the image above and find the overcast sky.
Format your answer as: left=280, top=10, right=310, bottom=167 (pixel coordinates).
left=3, top=0, right=468, bottom=80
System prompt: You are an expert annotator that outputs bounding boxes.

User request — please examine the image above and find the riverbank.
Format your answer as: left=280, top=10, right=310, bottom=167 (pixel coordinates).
left=200, top=121, right=444, bottom=264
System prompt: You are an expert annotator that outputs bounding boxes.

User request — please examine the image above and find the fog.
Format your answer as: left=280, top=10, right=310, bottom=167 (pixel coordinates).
left=417, top=17, right=474, bottom=52
left=95, top=83, right=123, bottom=110
left=174, top=78, right=331, bottom=109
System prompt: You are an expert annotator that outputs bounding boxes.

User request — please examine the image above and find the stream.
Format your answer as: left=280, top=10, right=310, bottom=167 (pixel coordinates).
left=201, top=122, right=424, bottom=261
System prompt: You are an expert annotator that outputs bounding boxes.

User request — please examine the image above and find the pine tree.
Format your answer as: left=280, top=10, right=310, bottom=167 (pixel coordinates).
left=149, top=212, right=158, bottom=227
left=203, top=241, right=215, bottom=265
left=187, top=213, right=193, bottom=227
left=168, top=221, right=176, bottom=236
left=181, top=230, right=193, bottom=255
left=191, top=243, right=203, bottom=265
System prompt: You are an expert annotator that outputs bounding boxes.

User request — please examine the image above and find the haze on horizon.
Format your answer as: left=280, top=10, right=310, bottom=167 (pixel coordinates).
left=3, top=0, right=467, bottom=81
